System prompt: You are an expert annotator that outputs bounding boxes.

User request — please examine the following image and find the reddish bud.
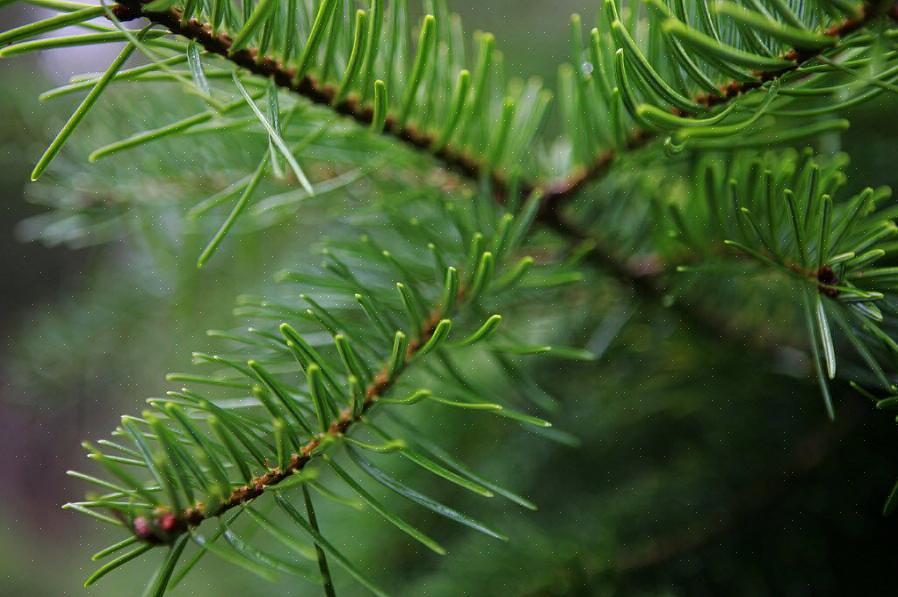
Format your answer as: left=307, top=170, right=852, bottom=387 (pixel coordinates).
left=159, top=513, right=178, bottom=533
left=133, top=516, right=153, bottom=539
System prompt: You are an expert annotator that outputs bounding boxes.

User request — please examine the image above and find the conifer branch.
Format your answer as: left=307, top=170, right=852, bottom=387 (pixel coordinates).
left=54, top=183, right=576, bottom=593
left=106, top=0, right=898, bottom=226
left=538, top=0, right=898, bottom=215
left=111, top=0, right=510, bottom=195
left=25, top=0, right=898, bottom=373
left=527, top=0, right=898, bottom=352
left=132, top=294, right=459, bottom=545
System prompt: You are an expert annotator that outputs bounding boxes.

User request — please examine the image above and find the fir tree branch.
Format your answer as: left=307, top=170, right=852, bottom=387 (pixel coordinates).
left=110, top=0, right=509, bottom=195
left=59, top=185, right=566, bottom=590
left=538, top=0, right=898, bottom=215
left=131, top=287, right=463, bottom=545
left=107, top=0, right=898, bottom=228
left=15, top=0, right=891, bottom=388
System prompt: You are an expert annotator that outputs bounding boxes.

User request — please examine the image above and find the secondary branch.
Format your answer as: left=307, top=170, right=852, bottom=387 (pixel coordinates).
left=131, top=298, right=457, bottom=545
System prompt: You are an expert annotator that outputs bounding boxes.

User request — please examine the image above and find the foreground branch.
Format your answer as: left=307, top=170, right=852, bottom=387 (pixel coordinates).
left=112, top=0, right=512, bottom=197
left=132, top=298, right=456, bottom=544
left=108, top=0, right=894, bottom=356
left=112, top=1, right=896, bottom=218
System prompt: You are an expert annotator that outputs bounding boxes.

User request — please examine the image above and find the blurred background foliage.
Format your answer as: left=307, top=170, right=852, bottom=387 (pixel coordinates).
left=2, top=1, right=898, bottom=595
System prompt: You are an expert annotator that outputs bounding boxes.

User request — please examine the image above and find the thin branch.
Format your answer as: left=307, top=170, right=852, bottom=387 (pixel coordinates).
left=522, top=17, right=882, bottom=332
left=132, top=292, right=462, bottom=545
left=537, top=0, right=898, bottom=215
left=112, top=0, right=897, bottom=216
left=111, top=0, right=508, bottom=195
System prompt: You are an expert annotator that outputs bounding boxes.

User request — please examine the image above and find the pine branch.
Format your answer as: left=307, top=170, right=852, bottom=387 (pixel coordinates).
left=7, top=0, right=897, bottom=254
left=132, top=294, right=458, bottom=545
left=101, top=0, right=898, bottom=266
left=538, top=0, right=898, bottom=215
left=7, top=0, right=896, bottom=394
left=111, top=0, right=896, bottom=213
left=568, top=146, right=898, bottom=419
left=110, top=0, right=514, bottom=196
left=63, top=188, right=584, bottom=591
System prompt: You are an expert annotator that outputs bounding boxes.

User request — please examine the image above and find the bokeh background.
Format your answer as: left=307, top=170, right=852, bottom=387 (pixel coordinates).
left=2, top=1, right=898, bottom=595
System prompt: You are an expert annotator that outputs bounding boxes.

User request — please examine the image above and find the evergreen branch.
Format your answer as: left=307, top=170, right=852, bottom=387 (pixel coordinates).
left=133, top=290, right=459, bottom=545
left=566, top=148, right=898, bottom=415
left=65, top=189, right=583, bottom=591
left=109, top=0, right=515, bottom=196
left=104, top=0, right=898, bottom=233
left=6, top=0, right=897, bottom=246
left=7, top=0, right=895, bottom=384
left=538, top=0, right=898, bottom=214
